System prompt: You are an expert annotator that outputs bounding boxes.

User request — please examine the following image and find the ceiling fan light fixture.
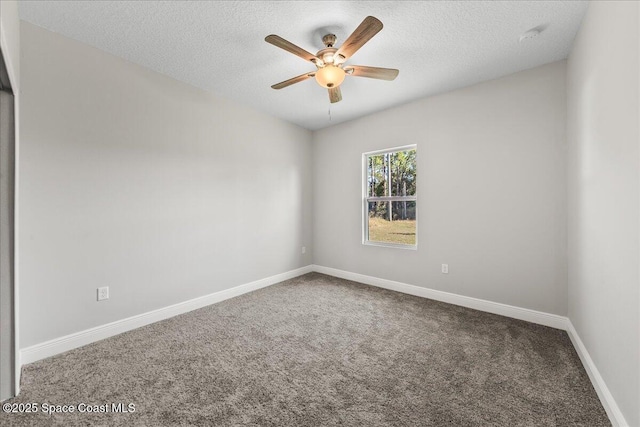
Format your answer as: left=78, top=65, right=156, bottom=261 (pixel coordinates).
left=266, top=16, right=397, bottom=102
left=315, top=65, right=346, bottom=88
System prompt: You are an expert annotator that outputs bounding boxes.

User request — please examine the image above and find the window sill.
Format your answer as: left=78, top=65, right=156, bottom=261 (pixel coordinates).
left=363, top=241, right=417, bottom=250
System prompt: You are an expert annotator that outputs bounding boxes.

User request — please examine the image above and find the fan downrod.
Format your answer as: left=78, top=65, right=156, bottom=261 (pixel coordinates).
left=322, top=34, right=337, bottom=48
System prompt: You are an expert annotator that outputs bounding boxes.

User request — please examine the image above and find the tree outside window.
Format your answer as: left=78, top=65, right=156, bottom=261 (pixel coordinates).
left=364, top=146, right=417, bottom=247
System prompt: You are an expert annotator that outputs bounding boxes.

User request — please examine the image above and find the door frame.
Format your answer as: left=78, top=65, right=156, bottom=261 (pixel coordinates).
left=0, top=42, right=19, bottom=399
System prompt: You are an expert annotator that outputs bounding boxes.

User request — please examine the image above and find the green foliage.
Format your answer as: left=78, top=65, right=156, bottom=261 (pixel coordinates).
left=366, top=148, right=417, bottom=220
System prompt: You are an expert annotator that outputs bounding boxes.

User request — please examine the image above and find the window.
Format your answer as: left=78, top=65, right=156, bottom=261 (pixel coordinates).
left=363, top=146, right=417, bottom=248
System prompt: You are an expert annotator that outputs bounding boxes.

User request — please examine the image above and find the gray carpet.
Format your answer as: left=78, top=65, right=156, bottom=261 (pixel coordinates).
left=1, top=273, right=609, bottom=426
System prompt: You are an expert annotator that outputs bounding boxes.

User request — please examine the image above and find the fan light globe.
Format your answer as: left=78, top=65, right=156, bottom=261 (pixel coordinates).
left=315, top=66, right=346, bottom=88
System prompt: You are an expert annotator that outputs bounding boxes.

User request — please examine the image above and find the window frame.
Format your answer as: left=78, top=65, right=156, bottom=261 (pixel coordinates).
left=362, top=145, right=417, bottom=250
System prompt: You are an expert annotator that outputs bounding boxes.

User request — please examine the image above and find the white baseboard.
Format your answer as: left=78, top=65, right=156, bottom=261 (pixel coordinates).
left=19, top=263, right=625, bottom=427
left=566, top=321, right=629, bottom=427
left=20, top=265, right=313, bottom=364
left=312, top=265, right=625, bottom=427
left=312, top=265, right=568, bottom=330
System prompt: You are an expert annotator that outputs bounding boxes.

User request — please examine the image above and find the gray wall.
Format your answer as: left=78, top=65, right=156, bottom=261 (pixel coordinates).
left=313, top=61, right=568, bottom=316
left=19, top=22, right=313, bottom=348
left=566, top=2, right=639, bottom=426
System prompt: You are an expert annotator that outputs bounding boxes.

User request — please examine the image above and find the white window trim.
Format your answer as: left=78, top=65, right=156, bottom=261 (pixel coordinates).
left=362, top=144, right=417, bottom=250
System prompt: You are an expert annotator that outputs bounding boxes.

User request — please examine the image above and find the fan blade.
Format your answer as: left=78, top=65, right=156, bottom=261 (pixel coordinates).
left=265, top=35, right=318, bottom=63
left=336, top=16, right=383, bottom=61
left=271, top=72, right=315, bottom=90
left=344, top=65, right=399, bottom=81
left=328, top=87, right=342, bottom=103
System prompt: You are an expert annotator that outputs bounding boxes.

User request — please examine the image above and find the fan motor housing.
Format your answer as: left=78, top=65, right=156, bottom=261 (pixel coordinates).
left=316, top=47, right=339, bottom=66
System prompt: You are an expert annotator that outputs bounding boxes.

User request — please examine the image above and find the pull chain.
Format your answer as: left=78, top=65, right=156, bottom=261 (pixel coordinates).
left=328, top=106, right=332, bottom=122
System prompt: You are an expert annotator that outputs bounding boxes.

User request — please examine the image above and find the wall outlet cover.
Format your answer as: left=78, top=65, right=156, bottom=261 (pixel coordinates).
left=97, top=286, right=109, bottom=301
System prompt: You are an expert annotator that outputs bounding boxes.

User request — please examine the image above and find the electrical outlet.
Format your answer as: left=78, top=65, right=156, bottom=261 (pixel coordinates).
left=97, top=286, right=109, bottom=301
left=301, top=246, right=306, bottom=254
left=441, top=264, right=449, bottom=274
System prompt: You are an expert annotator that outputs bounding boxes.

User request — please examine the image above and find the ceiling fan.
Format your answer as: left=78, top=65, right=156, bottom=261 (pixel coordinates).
left=265, top=16, right=399, bottom=104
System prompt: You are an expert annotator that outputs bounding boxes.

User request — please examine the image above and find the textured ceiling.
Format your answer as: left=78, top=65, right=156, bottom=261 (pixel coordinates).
left=19, top=1, right=587, bottom=130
